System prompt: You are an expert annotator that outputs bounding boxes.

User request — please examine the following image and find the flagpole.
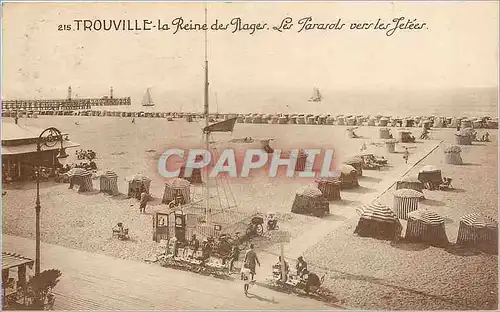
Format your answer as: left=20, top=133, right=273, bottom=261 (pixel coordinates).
left=204, top=3, right=211, bottom=224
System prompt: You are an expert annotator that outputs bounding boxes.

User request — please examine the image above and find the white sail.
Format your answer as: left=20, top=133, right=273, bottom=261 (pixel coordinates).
left=141, top=88, right=154, bottom=106
left=309, top=87, right=323, bottom=102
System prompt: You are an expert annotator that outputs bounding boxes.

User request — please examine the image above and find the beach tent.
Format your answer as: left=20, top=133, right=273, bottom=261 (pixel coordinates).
left=444, top=145, right=463, bottom=165
left=393, top=188, right=423, bottom=220
left=396, top=177, right=424, bottom=195
left=417, top=165, right=442, bottom=189
left=68, top=168, right=93, bottom=193
left=342, top=157, right=363, bottom=177
left=295, top=150, right=308, bottom=172
left=354, top=201, right=402, bottom=240
left=337, top=117, right=345, bottom=126
left=460, top=119, right=472, bottom=129
left=316, top=177, right=341, bottom=201
left=291, top=186, right=329, bottom=217
left=126, top=174, right=151, bottom=199
left=99, top=170, right=119, bottom=196
left=385, top=139, right=397, bottom=153
left=454, top=128, right=475, bottom=145
left=379, top=128, right=391, bottom=139
left=162, top=178, right=191, bottom=204
left=456, top=213, right=498, bottom=253
left=405, top=209, right=448, bottom=247
left=340, top=164, right=359, bottom=189
left=378, top=117, right=389, bottom=127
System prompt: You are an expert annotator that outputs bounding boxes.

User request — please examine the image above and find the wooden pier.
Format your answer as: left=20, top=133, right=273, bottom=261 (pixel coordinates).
left=1, top=97, right=131, bottom=111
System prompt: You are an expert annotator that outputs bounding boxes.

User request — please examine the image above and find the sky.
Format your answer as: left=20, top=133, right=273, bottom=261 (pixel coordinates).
left=2, top=1, right=499, bottom=102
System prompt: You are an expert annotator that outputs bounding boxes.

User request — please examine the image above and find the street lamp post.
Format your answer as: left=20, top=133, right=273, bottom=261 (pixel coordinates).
left=35, top=127, right=68, bottom=276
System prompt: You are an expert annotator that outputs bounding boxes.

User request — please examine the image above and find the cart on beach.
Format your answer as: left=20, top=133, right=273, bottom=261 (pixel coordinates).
left=265, top=267, right=336, bottom=303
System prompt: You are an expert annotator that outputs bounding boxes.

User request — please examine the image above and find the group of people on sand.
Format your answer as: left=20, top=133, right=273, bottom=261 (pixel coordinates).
left=76, top=149, right=97, bottom=161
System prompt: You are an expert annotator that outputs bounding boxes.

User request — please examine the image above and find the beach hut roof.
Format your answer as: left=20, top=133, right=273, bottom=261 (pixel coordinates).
left=419, top=165, right=441, bottom=173
left=340, top=164, right=357, bottom=175
left=460, top=213, right=497, bottom=229
left=401, top=177, right=422, bottom=183
left=315, top=177, right=341, bottom=185
left=358, top=201, right=397, bottom=222
left=393, top=188, right=424, bottom=198
left=102, top=170, right=118, bottom=178
left=444, top=145, right=462, bottom=153
left=68, top=168, right=92, bottom=177
left=407, top=209, right=444, bottom=225
left=165, top=178, right=190, bottom=189
left=296, top=186, right=323, bottom=197
left=126, top=174, right=150, bottom=182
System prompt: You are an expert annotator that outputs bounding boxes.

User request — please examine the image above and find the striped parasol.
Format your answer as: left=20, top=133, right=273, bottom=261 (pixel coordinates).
left=68, top=168, right=91, bottom=177
left=460, top=213, right=497, bottom=229
left=296, top=186, right=323, bottom=198
left=393, top=188, right=424, bottom=199
left=358, top=201, right=397, bottom=222
left=165, top=177, right=191, bottom=189
left=407, top=209, right=444, bottom=225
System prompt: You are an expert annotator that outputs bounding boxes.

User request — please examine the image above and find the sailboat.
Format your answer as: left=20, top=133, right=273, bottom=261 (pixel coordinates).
left=141, top=88, right=154, bottom=106
left=309, top=87, right=323, bottom=102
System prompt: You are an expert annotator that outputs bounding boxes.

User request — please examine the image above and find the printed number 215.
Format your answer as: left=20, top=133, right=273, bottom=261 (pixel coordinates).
left=58, top=24, right=71, bottom=31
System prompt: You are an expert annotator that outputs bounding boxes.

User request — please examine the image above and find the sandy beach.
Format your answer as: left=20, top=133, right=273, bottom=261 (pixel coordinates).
left=2, top=115, right=498, bottom=310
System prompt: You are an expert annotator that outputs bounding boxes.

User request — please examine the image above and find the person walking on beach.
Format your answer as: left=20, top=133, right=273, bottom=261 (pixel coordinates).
left=243, top=244, right=260, bottom=282
left=228, top=244, right=240, bottom=273
left=403, top=147, right=409, bottom=164
left=139, top=191, right=148, bottom=213
left=131, top=117, right=135, bottom=124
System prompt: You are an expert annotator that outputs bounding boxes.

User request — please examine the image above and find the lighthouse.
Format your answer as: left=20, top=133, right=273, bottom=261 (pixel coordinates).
left=110, top=86, right=114, bottom=99
left=67, top=86, right=72, bottom=100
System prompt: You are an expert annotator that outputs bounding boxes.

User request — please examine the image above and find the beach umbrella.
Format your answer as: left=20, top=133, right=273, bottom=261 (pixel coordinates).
left=456, top=213, right=498, bottom=253
left=354, top=201, right=402, bottom=240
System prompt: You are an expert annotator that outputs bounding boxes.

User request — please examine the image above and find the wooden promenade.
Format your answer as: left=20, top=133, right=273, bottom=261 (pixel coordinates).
left=2, top=235, right=332, bottom=310
left=2, top=97, right=131, bottom=111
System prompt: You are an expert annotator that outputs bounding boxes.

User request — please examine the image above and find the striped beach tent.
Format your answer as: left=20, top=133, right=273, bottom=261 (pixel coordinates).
left=456, top=213, right=498, bottom=253
left=396, top=177, right=424, bottom=194
left=405, top=209, right=448, bottom=247
left=126, top=174, right=151, bottom=199
left=100, top=170, right=119, bottom=196
left=291, top=186, right=329, bottom=217
left=162, top=178, right=191, bottom=204
left=316, top=177, right=341, bottom=201
left=393, top=189, right=423, bottom=220
left=354, top=201, right=402, bottom=240
left=68, top=168, right=93, bottom=193
left=444, top=145, right=463, bottom=165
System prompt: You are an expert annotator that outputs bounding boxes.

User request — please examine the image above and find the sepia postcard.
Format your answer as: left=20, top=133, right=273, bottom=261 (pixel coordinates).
left=1, top=1, right=498, bottom=310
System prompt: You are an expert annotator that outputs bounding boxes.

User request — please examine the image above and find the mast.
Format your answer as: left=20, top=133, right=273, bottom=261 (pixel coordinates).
left=204, top=3, right=210, bottom=224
